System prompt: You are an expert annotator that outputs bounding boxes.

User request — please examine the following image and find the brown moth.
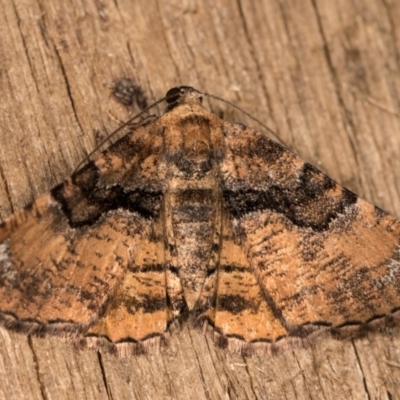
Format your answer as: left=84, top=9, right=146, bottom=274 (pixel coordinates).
left=1, top=86, right=400, bottom=356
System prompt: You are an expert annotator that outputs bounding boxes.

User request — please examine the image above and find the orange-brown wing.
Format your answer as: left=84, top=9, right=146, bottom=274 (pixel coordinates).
left=0, top=120, right=171, bottom=351
left=214, top=121, right=400, bottom=351
left=195, top=212, right=290, bottom=354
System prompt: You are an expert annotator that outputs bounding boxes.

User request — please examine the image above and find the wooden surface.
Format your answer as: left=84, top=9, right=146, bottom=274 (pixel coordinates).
left=1, top=0, right=400, bottom=399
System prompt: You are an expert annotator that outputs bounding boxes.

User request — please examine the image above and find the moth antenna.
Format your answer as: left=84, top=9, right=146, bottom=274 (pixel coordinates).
left=199, top=90, right=290, bottom=148
left=73, top=95, right=167, bottom=173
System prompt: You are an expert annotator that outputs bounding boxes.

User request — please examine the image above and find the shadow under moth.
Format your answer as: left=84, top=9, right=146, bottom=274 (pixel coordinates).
left=1, top=86, right=400, bottom=356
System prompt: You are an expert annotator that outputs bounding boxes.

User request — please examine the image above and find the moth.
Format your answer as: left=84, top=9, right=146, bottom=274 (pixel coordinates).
left=1, top=86, right=400, bottom=356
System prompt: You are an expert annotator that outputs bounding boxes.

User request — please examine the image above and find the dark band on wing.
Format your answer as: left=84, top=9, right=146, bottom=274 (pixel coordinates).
left=51, top=161, right=162, bottom=227
left=216, top=294, right=259, bottom=314
left=224, top=163, right=358, bottom=231
left=122, top=294, right=167, bottom=314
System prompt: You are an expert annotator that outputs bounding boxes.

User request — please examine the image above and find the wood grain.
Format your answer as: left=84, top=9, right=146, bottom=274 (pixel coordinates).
left=1, top=0, right=400, bottom=399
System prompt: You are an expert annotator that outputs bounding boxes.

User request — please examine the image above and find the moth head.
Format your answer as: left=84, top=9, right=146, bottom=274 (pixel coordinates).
left=165, top=86, right=203, bottom=110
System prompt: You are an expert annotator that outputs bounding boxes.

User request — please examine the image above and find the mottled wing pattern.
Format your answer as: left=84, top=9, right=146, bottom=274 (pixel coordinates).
left=0, top=119, right=171, bottom=354
left=207, top=120, right=400, bottom=352
left=86, top=216, right=170, bottom=354
left=196, top=213, right=289, bottom=349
